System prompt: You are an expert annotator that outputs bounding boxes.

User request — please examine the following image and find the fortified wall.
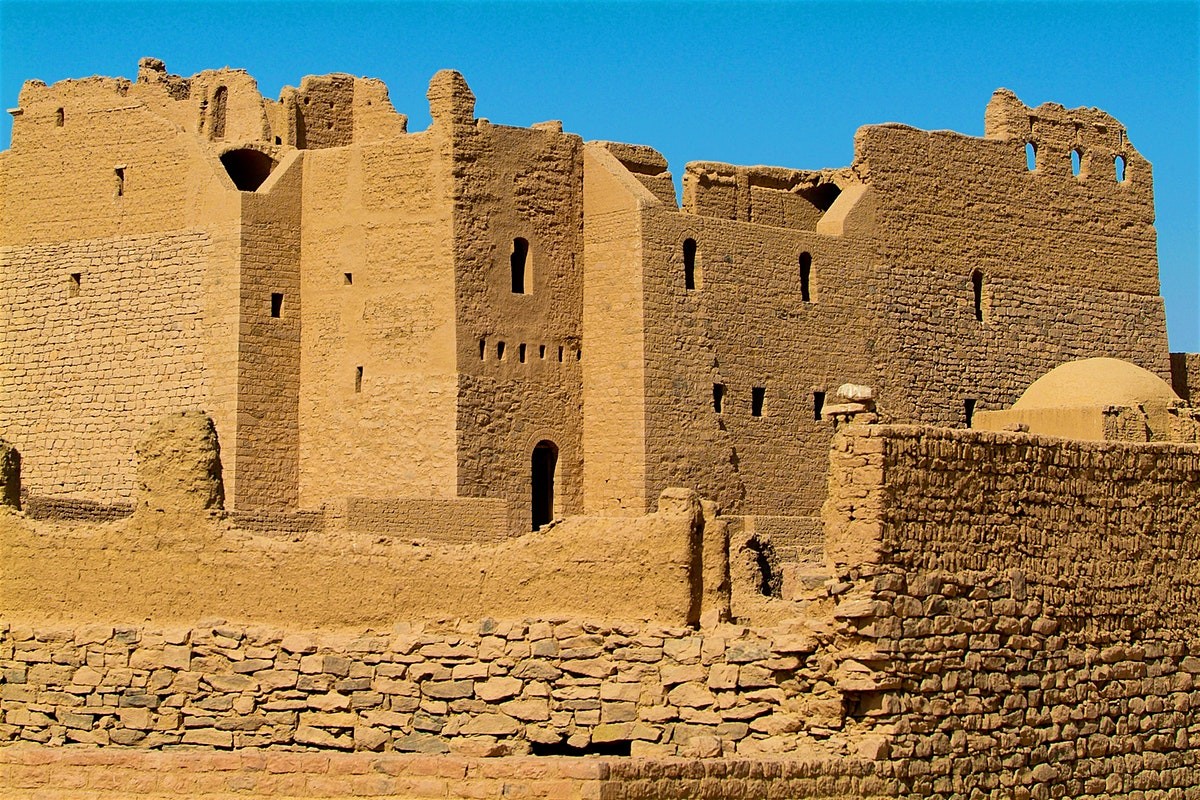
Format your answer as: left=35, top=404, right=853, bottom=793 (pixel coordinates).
left=2, top=58, right=1190, bottom=546
left=2, top=59, right=1200, bottom=798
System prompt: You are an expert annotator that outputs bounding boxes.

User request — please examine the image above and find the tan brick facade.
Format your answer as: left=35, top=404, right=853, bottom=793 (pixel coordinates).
left=2, top=60, right=1186, bottom=536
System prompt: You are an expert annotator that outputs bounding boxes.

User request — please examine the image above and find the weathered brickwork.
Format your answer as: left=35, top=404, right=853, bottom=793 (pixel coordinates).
left=4, top=60, right=1182, bottom=538
left=0, top=232, right=215, bottom=504
left=825, top=425, right=1200, bottom=799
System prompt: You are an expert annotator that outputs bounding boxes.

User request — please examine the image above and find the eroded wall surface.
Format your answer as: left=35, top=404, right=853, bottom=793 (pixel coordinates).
left=825, top=425, right=1200, bottom=798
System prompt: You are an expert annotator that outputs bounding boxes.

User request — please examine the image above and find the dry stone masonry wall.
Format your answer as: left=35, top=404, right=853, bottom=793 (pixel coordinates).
left=825, top=425, right=1200, bottom=799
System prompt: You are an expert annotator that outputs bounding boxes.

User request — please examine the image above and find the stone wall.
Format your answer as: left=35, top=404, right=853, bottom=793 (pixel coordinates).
left=824, top=424, right=1200, bottom=798
left=0, top=617, right=871, bottom=763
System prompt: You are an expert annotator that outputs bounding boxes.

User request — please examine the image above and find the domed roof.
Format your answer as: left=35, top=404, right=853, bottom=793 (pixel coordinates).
left=1012, top=358, right=1179, bottom=410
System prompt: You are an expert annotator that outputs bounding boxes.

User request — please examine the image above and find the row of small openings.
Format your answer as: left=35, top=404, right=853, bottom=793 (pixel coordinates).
left=684, top=239, right=816, bottom=303
left=480, top=338, right=580, bottom=364
left=712, top=384, right=770, bottom=417
left=1024, top=143, right=1128, bottom=182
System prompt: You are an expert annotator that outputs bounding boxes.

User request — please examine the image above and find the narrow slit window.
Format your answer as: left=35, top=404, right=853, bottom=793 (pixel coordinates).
left=114, top=167, right=125, bottom=197
left=539, top=344, right=546, bottom=359
left=713, top=384, right=725, bottom=413
left=683, top=238, right=698, bottom=290
left=576, top=349, right=581, bottom=361
left=557, top=346, right=564, bottom=362
left=68, top=273, right=81, bottom=298
left=1025, top=142, right=1037, bottom=171
left=343, top=272, right=353, bottom=285
left=274, top=136, right=282, bottom=145
left=270, top=293, right=284, bottom=318
left=519, top=343, right=527, bottom=363
left=1115, top=155, right=1126, bottom=183
left=964, top=398, right=976, bottom=428
left=799, top=252, right=812, bottom=302
left=971, top=270, right=984, bottom=322
left=355, top=366, right=363, bottom=393
left=511, top=237, right=530, bottom=294
left=1071, top=148, right=1082, bottom=177
left=479, top=338, right=486, bottom=360
left=55, top=107, right=64, bottom=127
left=813, top=391, right=826, bottom=421
left=497, top=341, right=506, bottom=360
left=751, top=387, right=766, bottom=417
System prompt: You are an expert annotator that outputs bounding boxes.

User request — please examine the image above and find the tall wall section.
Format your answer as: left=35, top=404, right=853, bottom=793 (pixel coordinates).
left=437, top=74, right=585, bottom=535
left=0, top=72, right=244, bottom=506
left=296, top=130, right=458, bottom=508
left=859, top=90, right=1170, bottom=426
left=825, top=425, right=1200, bottom=798
left=638, top=176, right=877, bottom=518
left=581, top=145, right=651, bottom=515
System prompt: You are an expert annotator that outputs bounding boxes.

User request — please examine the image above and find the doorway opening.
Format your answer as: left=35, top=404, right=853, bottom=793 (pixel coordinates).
left=531, top=440, right=558, bottom=530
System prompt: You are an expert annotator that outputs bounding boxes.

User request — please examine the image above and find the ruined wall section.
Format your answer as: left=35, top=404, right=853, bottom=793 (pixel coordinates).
left=825, top=425, right=1200, bottom=798
left=637, top=205, right=878, bottom=518
left=0, top=76, right=243, bottom=506
left=437, top=74, right=585, bottom=535
left=858, top=91, right=1170, bottom=425
left=297, top=132, right=459, bottom=507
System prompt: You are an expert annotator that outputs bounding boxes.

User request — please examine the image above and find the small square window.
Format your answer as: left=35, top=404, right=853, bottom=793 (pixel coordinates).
left=68, top=273, right=81, bottom=297
left=343, top=272, right=353, bottom=285
left=270, top=293, right=284, bottom=318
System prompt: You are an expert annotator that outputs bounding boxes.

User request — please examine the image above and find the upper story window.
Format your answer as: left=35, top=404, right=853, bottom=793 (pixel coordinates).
left=799, top=252, right=812, bottom=303
left=511, top=237, right=530, bottom=294
left=683, top=238, right=699, bottom=290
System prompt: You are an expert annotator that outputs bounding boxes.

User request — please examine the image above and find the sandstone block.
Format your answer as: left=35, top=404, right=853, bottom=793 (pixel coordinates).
left=667, top=682, right=715, bottom=708
left=459, top=713, right=520, bottom=736
left=476, top=677, right=522, bottom=702
left=181, top=728, right=233, bottom=747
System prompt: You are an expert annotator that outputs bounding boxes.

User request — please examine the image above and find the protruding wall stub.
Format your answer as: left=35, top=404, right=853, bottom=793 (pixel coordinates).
left=427, top=69, right=475, bottom=128
left=134, top=411, right=224, bottom=514
left=136, top=56, right=191, bottom=100
left=592, top=141, right=677, bottom=206
left=0, top=440, right=20, bottom=509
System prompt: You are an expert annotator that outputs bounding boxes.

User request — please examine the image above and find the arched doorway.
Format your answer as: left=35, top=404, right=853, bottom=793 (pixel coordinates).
left=531, top=440, right=558, bottom=530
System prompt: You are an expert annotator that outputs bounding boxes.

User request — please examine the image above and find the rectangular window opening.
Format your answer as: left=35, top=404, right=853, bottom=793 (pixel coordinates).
left=557, top=346, right=564, bottom=363
left=511, top=237, right=530, bottom=294
left=497, top=341, right=506, bottom=361
left=68, top=273, right=81, bottom=298
left=813, top=391, right=826, bottom=421
left=114, top=167, right=125, bottom=197
left=355, top=366, right=363, bottom=393
left=713, top=383, right=725, bottom=413
left=751, top=386, right=766, bottom=417
left=964, top=398, right=977, bottom=428
left=519, top=343, right=527, bottom=363
left=270, top=292, right=284, bottom=318
left=479, top=338, right=486, bottom=360
left=539, top=344, right=546, bottom=359
left=343, top=272, right=353, bottom=285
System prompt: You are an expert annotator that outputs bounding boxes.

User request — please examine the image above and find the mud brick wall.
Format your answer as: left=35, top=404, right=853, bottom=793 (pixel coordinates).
left=825, top=425, right=1200, bottom=799
left=0, top=618, right=881, bottom=763
left=0, top=232, right=219, bottom=505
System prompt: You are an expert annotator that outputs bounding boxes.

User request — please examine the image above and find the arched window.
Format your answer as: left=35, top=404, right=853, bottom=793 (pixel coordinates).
left=1025, top=142, right=1037, bottom=171
left=1071, top=148, right=1082, bottom=177
left=1115, top=155, right=1127, bottom=183
left=511, top=238, right=530, bottom=294
left=683, top=238, right=699, bottom=290
left=799, top=252, right=812, bottom=302
left=220, top=149, right=276, bottom=191
left=531, top=440, right=558, bottom=530
left=971, top=269, right=984, bottom=322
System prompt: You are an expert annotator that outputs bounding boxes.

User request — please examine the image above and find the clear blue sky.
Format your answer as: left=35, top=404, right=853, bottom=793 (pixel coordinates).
left=2, top=1, right=1196, bottom=350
